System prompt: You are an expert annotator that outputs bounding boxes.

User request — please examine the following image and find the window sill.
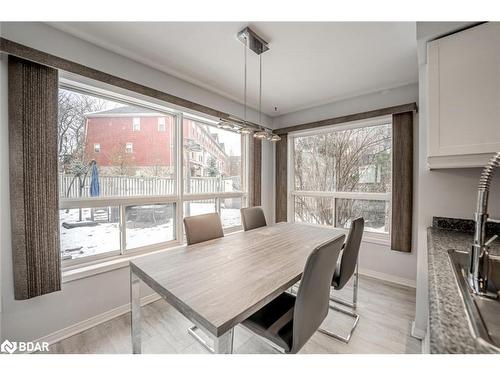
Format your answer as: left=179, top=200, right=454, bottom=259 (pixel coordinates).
left=361, top=231, right=391, bottom=246
left=62, top=228, right=245, bottom=283
left=62, top=245, right=181, bottom=283
left=294, top=222, right=390, bottom=247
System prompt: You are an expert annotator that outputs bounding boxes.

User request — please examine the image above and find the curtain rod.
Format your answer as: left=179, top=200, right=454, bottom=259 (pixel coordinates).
left=275, top=102, right=418, bottom=135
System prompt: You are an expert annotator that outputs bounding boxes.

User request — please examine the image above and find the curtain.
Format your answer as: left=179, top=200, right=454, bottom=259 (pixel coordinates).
left=252, top=138, right=262, bottom=206
left=9, top=55, right=61, bottom=299
left=391, top=111, right=414, bottom=252
left=275, top=134, right=288, bottom=222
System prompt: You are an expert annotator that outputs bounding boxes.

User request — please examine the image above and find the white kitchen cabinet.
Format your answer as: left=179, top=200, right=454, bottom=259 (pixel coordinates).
left=428, top=22, right=500, bottom=169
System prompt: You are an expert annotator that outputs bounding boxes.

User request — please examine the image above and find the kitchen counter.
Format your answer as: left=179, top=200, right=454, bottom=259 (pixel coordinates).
left=428, top=224, right=500, bottom=354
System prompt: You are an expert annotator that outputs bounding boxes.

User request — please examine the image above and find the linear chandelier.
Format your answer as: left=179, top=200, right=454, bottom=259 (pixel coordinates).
left=217, top=27, right=280, bottom=142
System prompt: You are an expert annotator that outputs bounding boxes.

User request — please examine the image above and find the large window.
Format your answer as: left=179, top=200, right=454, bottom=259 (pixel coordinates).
left=58, top=84, right=248, bottom=265
left=290, top=117, right=391, bottom=236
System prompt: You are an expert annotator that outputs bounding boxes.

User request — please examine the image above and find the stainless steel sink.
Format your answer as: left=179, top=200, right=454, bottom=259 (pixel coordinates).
left=448, top=249, right=500, bottom=351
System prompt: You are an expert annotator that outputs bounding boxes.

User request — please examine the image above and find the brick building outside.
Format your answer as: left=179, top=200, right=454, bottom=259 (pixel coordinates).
left=83, top=106, right=231, bottom=178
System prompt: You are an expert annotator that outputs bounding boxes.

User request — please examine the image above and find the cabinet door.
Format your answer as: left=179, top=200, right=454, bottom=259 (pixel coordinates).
left=428, top=23, right=500, bottom=163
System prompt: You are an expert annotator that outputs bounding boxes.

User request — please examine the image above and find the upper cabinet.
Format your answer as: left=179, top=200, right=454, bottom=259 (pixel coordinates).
left=428, top=22, right=500, bottom=169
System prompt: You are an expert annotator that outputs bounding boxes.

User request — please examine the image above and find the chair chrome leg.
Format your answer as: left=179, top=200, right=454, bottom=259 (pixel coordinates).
left=319, top=304, right=360, bottom=343
left=321, top=262, right=360, bottom=343
left=329, top=261, right=359, bottom=308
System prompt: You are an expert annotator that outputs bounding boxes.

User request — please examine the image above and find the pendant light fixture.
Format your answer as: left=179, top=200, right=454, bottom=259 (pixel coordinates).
left=270, top=134, right=281, bottom=142
left=254, top=130, right=268, bottom=139
left=237, top=27, right=280, bottom=142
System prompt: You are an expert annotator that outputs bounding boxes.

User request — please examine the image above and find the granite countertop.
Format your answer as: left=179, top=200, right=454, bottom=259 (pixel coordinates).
left=428, top=224, right=500, bottom=354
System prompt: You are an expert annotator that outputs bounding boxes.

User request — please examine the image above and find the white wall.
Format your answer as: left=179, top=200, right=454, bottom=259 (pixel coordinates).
left=0, top=22, right=276, bottom=342
left=272, top=82, right=418, bottom=128
left=413, top=22, right=500, bottom=339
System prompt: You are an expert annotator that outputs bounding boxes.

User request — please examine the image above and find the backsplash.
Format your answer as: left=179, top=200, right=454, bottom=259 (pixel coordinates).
left=432, top=216, right=500, bottom=235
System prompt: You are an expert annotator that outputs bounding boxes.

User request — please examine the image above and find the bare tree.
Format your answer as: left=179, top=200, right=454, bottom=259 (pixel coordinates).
left=58, top=89, right=106, bottom=168
left=294, top=124, right=391, bottom=230
left=107, top=144, right=136, bottom=176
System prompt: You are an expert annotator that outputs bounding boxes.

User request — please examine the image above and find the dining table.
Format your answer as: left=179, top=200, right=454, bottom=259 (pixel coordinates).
left=129, top=222, right=344, bottom=353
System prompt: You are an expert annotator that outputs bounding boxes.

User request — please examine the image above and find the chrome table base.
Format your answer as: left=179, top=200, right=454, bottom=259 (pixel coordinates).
left=130, top=269, right=142, bottom=354
left=188, top=325, right=215, bottom=353
left=131, top=267, right=234, bottom=354
left=187, top=325, right=234, bottom=354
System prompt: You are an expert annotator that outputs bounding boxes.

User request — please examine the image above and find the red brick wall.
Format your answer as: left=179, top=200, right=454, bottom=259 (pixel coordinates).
left=84, top=115, right=231, bottom=176
left=84, top=115, right=174, bottom=167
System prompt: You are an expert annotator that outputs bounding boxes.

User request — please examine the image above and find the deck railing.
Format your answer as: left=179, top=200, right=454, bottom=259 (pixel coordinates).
left=59, top=174, right=241, bottom=199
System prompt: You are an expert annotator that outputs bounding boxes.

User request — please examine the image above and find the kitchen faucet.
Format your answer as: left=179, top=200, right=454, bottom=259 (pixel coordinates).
left=469, top=151, right=500, bottom=296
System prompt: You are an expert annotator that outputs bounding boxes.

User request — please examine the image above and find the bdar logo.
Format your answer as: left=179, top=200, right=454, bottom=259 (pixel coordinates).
left=1, top=340, right=17, bottom=354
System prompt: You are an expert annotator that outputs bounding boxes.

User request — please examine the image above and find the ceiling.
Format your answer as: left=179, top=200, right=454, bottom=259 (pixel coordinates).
left=48, top=22, right=418, bottom=117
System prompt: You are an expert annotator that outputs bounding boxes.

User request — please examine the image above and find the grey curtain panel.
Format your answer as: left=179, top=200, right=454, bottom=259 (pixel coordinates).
left=391, top=111, right=414, bottom=252
left=252, top=138, right=262, bottom=206
left=8, top=55, right=61, bottom=300
left=275, top=134, right=288, bottom=222
left=248, top=136, right=262, bottom=207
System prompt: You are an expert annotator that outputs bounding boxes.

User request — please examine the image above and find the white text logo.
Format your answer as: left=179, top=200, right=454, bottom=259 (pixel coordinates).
left=1, top=340, right=49, bottom=354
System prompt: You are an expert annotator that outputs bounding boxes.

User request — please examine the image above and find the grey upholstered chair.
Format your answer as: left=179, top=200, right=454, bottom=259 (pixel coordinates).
left=241, top=206, right=267, bottom=231
left=241, top=234, right=345, bottom=354
left=319, top=217, right=364, bottom=343
left=183, top=212, right=224, bottom=351
left=183, top=212, right=224, bottom=245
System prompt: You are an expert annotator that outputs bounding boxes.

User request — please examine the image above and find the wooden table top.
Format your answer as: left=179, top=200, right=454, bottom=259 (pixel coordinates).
left=130, top=222, right=344, bottom=337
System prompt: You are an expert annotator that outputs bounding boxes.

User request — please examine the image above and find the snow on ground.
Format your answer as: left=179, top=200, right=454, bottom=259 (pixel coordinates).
left=60, top=208, right=120, bottom=259
left=60, top=204, right=241, bottom=260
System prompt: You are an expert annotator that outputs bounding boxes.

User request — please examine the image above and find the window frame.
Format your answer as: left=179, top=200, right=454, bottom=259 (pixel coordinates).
left=287, top=115, right=392, bottom=245
left=59, top=80, right=249, bottom=270
left=93, top=143, right=100, bottom=153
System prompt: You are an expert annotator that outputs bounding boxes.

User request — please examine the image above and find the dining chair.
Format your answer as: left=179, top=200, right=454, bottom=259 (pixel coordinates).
left=183, top=212, right=224, bottom=351
left=240, top=234, right=345, bottom=354
left=183, top=212, right=224, bottom=245
left=319, top=217, right=364, bottom=343
left=240, top=206, right=267, bottom=231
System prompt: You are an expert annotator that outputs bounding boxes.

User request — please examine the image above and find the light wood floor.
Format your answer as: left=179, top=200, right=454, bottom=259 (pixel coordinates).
left=47, top=275, right=421, bottom=354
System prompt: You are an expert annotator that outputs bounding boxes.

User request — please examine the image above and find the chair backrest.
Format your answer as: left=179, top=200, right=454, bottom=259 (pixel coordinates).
left=183, top=213, right=224, bottom=245
left=336, top=217, right=364, bottom=289
left=290, top=234, right=345, bottom=353
left=241, top=206, right=267, bottom=231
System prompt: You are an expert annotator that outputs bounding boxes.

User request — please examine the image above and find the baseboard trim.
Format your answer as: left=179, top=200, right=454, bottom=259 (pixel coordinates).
left=359, top=268, right=416, bottom=288
left=36, top=293, right=161, bottom=346
left=410, top=320, right=426, bottom=340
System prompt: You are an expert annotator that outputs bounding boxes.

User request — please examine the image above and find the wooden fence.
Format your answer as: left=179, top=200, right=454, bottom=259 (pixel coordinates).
left=59, top=174, right=240, bottom=198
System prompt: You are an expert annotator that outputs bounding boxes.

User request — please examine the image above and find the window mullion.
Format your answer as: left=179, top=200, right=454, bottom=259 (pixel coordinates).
left=176, top=113, right=184, bottom=244
left=287, top=135, right=294, bottom=222
left=332, top=197, right=336, bottom=228
left=119, top=205, right=126, bottom=255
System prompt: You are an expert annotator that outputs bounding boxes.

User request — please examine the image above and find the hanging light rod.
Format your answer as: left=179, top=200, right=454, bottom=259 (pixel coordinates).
left=227, top=26, right=280, bottom=141
left=237, top=27, right=269, bottom=55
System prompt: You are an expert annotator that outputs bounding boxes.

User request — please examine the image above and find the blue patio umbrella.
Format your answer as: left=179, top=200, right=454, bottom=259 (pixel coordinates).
left=89, top=162, right=100, bottom=197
